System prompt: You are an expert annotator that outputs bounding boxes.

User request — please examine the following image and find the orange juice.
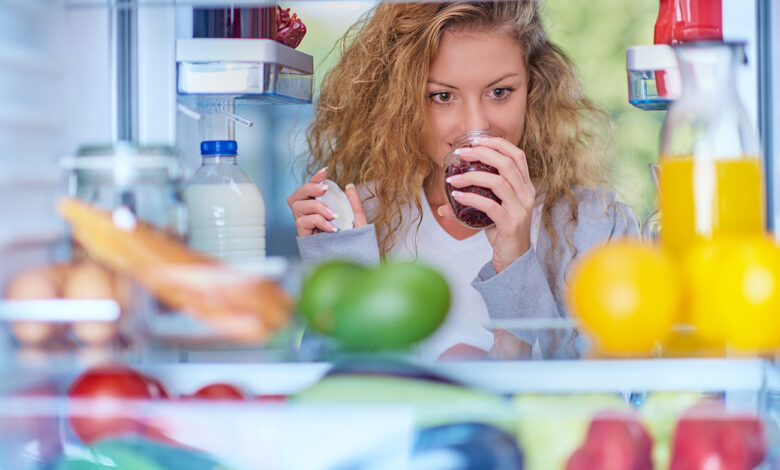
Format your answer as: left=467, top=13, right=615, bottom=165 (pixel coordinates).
left=659, top=155, right=763, bottom=256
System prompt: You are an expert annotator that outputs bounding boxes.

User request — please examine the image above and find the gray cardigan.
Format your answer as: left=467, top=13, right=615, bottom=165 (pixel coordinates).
left=297, top=188, right=639, bottom=359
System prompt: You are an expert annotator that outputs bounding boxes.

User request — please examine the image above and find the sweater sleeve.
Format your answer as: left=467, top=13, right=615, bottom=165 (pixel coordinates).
left=295, top=224, right=381, bottom=359
left=471, top=190, right=640, bottom=359
left=296, top=224, right=381, bottom=266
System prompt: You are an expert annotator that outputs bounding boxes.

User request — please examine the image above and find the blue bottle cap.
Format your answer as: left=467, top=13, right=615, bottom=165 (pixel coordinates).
left=200, top=140, right=238, bottom=156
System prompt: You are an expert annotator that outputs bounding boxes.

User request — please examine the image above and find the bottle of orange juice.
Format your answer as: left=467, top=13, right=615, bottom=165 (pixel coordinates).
left=658, top=41, right=764, bottom=257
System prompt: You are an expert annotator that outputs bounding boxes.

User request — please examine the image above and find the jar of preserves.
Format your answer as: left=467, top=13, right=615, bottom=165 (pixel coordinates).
left=443, top=130, right=500, bottom=229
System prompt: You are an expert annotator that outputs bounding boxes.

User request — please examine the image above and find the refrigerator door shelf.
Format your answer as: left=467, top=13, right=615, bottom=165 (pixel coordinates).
left=626, top=44, right=681, bottom=111
left=176, top=38, right=313, bottom=103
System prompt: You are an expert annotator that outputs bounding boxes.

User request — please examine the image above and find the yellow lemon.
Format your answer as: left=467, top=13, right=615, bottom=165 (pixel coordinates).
left=680, top=240, right=728, bottom=347
left=567, top=239, right=681, bottom=356
left=712, top=237, right=780, bottom=352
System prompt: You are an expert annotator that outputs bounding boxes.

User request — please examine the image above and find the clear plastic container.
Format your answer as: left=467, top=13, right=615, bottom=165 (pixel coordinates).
left=443, top=130, right=500, bottom=229
left=626, top=45, right=681, bottom=110
left=184, top=140, right=266, bottom=267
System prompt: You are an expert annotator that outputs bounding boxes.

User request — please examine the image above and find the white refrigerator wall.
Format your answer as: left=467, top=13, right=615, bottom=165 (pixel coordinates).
left=63, top=5, right=112, bottom=153
left=723, top=0, right=758, bottom=131
left=0, top=1, right=69, bottom=288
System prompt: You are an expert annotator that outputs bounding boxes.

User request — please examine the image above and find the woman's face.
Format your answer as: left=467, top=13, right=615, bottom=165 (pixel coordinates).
left=425, top=29, right=529, bottom=168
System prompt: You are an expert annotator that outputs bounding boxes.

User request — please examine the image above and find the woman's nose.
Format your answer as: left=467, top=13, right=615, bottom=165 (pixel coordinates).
left=462, top=99, right=490, bottom=132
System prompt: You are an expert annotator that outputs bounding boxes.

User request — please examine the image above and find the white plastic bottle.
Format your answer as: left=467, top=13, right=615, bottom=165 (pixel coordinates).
left=184, top=140, right=266, bottom=266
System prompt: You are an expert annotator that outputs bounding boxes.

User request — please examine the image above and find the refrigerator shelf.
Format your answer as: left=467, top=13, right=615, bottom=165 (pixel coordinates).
left=0, top=300, right=120, bottom=323
left=176, top=38, right=313, bottom=103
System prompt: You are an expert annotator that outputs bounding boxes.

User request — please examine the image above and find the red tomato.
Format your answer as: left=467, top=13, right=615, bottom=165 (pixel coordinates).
left=191, top=383, right=245, bottom=400
left=67, top=366, right=157, bottom=444
left=144, top=374, right=170, bottom=399
left=255, top=394, right=287, bottom=403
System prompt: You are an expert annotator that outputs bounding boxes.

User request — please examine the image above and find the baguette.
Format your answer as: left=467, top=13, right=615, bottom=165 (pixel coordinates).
left=57, top=197, right=292, bottom=342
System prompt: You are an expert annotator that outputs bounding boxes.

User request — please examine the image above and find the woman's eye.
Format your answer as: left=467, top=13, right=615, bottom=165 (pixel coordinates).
left=430, top=92, right=453, bottom=104
left=490, top=87, right=512, bottom=99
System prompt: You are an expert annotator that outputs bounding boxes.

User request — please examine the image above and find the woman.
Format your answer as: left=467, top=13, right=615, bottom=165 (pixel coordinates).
left=287, top=1, right=638, bottom=361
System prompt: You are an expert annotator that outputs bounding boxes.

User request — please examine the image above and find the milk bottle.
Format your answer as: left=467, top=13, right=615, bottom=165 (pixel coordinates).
left=184, top=140, right=266, bottom=265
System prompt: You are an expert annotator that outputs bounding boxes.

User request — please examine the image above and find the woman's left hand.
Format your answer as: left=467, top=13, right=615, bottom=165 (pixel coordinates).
left=439, top=136, right=536, bottom=273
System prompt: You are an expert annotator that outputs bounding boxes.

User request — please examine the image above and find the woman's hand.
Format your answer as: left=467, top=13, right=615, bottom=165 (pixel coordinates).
left=436, top=343, right=488, bottom=361
left=488, top=328, right=532, bottom=360
left=287, top=168, right=368, bottom=237
left=439, top=136, right=536, bottom=273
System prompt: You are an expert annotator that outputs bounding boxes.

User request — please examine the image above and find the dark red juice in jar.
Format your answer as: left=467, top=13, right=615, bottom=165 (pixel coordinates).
left=444, top=131, right=502, bottom=229
left=193, top=7, right=276, bottom=39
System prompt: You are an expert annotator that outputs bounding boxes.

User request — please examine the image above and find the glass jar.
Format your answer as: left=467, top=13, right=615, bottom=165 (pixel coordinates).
left=443, top=130, right=500, bottom=229
left=658, top=42, right=763, bottom=256
left=66, top=143, right=186, bottom=238
left=192, top=7, right=276, bottom=39
left=63, top=143, right=186, bottom=350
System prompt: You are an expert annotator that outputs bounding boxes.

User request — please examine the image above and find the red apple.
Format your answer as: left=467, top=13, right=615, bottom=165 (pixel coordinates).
left=566, top=410, right=653, bottom=470
left=190, top=383, right=245, bottom=401
left=671, top=402, right=766, bottom=470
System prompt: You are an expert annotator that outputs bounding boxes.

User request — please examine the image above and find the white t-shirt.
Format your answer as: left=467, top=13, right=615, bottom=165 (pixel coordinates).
left=387, top=191, right=495, bottom=362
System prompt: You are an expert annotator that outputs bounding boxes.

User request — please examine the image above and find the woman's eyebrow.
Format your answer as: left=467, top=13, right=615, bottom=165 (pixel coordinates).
left=426, top=79, right=457, bottom=89
left=427, top=72, right=522, bottom=90
left=486, top=72, right=521, bottom=87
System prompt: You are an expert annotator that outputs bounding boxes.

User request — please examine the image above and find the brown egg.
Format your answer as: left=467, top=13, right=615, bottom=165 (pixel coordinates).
left=71, top=321, right=117, bottom=345
left=62, top=262, right=115, bottom=300
left=5, top=265, right=68, bottom=346
left=9, top=322, right=57, bottom=346
left=63, top=261, right=119, bottom=345
left=5, top=266, right=60, bottom=300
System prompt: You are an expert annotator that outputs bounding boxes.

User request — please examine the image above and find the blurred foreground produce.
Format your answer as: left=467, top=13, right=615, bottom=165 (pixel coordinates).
left=568, top=236, right=780, bottom=356
left=639, top=393, right=704, bottom=469
left=566, top=410, right=653, bottom=470
left=57, top=197, right=292, bottom=343
left=412, top=422, right=524, bottom=470
left=296, top=358, right=510, bottom=430
left=299, top=260, right=450, bottom=350
left=514, top=394, right=628, bottom=470
left=567, top=240, right=680, bottom=356
left=669, top=402, right=766, bottom=470
left=67, top=365, right=170, bottom=444
left=189, top=383, right=246, bottom=401
left=681, top=237, right=780, bottom=352
left=55, top=436, right=232, bottom=470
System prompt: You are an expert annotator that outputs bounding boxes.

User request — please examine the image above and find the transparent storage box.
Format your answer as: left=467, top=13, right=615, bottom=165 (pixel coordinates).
left=626, top=45, right=681, bottom=111
left=177, top=39, right=313, bottom=103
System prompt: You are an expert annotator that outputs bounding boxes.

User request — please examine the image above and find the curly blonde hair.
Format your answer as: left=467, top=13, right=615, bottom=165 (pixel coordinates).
left=307, top=1, right=610, bottom=277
